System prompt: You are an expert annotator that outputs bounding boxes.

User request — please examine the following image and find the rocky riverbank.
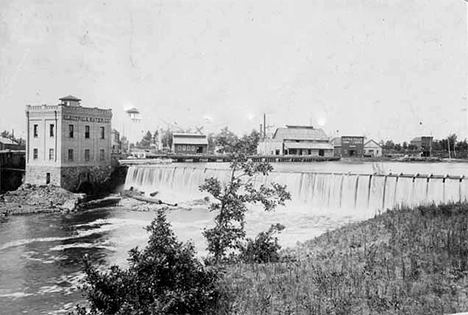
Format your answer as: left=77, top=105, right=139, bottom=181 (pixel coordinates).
left=0, top=184, right=86, bottom=218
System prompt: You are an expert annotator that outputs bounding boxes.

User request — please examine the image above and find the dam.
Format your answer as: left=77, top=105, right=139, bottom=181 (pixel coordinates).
left=124, top=164, right=468, bottom=217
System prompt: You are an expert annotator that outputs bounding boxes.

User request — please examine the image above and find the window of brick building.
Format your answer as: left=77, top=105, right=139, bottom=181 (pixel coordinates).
left=85, top=149, right=90, bottom=161
left=33, top=148, right=38, bottom=159
left=69, top=125, right=74, bottom=138
left=68, top=149, right=74, bottom=161
left=100, top=149, right=105, bottom=161
left=100, top=127, right=105, bottom=139
left=49, top=148, right=54, bottom=160
left=85, top=125, right=90, bottom=139
left=50, top=124, right=54, bottom=137
left=33, top=124, right=38, bottom=137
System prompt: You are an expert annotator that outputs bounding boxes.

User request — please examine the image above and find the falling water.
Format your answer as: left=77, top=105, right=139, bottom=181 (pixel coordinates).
left=125, top=165, right=468, bottom=216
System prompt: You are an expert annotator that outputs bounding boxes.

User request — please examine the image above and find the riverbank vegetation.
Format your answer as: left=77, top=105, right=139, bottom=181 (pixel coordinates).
left=72, top=202, right=468, bottom=315
left=221, top=202, right=468, bottom=314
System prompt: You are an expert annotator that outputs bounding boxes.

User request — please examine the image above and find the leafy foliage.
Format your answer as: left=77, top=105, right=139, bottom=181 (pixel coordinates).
left=241, top=223, right=285, bottom=263
left=72, top=210, right=222, bottom=315
left=161, top=129, right=173, bottom=149
left=136, top=130, right=153, bottom=148
left=214, top=127, right=239, bottom=154
left=213, top=128, right=261, bottom=155
left=200, top=154, right=291, bottom=264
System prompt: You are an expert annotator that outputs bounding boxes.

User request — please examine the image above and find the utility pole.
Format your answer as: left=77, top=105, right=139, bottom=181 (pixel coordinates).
left=262, top=113, right=275, bottom=140
left=448, top=137, right=451, bottom=159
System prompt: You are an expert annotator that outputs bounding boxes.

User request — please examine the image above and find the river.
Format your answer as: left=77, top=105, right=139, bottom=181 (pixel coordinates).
left=0, top=161, right=467, bottom=314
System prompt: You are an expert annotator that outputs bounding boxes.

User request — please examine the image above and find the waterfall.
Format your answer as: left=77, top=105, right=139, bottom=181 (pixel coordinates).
left=124, top=165, right=468, bottom=216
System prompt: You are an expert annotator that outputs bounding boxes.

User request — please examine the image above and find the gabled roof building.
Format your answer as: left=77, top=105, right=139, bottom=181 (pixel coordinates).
left=258, top=125, right=333, bottom=157
left=364, top=139, right=382, bottom=157
left=172, top=133, right=208, bottom=154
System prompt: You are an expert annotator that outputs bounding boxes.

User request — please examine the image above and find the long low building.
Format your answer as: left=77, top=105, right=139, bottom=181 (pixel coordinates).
left=172, top=133, right=208, bottom=154
left=257, top=125, right=333, bottom=157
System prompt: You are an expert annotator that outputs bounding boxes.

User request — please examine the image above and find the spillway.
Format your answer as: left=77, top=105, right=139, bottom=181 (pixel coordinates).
left=124, top=165, right=468, bottom=216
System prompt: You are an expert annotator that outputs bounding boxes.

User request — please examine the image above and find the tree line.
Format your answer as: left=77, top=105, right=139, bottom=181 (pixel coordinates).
left=133, top=127, right=262, bottom=155
left=381, top=134, right=467, bottom=157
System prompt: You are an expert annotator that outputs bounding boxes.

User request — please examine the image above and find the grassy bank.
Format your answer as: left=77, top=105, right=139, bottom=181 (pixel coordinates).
left=220, top=203, right=468, bottom=314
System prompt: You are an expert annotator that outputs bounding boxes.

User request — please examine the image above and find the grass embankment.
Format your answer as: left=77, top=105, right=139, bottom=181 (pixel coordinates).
left=221, top=203, right=468, bottom=315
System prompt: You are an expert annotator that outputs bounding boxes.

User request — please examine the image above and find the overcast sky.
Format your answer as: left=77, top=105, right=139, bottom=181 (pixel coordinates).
left=0, top=0, right=466, bottom=143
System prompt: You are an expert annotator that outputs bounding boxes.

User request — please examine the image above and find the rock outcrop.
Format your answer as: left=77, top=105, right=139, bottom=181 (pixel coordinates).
left=0, top=184, right=86, bottom=216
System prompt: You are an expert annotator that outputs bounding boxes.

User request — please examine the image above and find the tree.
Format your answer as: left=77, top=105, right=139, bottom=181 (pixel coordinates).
left=456, top=139, right=468, bottom=152
left=237, top=130, right=261, bottom=155
left=138, top=131, right=152, bottom=149
left=72, top=210, right=221, bottom=315
left=383, top=140, right=395, bottom=150
left=214, top=127, right=239, bottom=154
left=207, top=132, right=216, bottom=153
left=448, top=133, right=457, bottom=153
left=402, top=141, right=408, bottom=150
left=161, top=129, right=173, bottom=149
left=199, top=154, right=291, bottom=264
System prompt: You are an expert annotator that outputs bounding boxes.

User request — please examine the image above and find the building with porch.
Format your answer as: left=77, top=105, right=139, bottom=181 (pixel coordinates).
left=257, top=125, right=333, bottom=157
left=25, top=95, right=112, bottom=192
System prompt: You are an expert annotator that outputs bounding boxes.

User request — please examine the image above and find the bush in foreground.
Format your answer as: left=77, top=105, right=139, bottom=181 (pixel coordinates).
left=71, top=210, right=222, bottom=315
left=240, top=223, right=285, bottom=264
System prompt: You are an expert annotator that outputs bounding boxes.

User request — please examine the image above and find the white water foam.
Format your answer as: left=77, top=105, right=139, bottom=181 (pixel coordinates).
left=0, top=218, right=147, bottom=252
left=0, top=291, right=34, bottom=299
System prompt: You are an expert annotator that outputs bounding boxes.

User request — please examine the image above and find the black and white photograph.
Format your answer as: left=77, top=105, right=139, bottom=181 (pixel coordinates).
left=0, top=0, right=467, bottom=314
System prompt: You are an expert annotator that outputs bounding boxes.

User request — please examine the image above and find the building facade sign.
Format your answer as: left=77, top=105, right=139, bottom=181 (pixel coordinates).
left=63, top=115, right=110, bottom=123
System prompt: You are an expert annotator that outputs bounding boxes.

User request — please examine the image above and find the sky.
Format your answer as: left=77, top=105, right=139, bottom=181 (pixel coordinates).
left=0, top=0, right=466, bottom=143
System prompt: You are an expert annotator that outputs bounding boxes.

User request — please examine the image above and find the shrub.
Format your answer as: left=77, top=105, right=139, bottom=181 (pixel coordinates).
left=241, top=223, right=285, bottom=263
left=71, top=210, right=222, bottom=315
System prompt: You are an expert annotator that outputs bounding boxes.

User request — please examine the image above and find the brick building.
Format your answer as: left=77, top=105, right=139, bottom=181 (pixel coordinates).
left=25, top=95, right=112, bottom=192
left=340, top=136, right=365, bottom=157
